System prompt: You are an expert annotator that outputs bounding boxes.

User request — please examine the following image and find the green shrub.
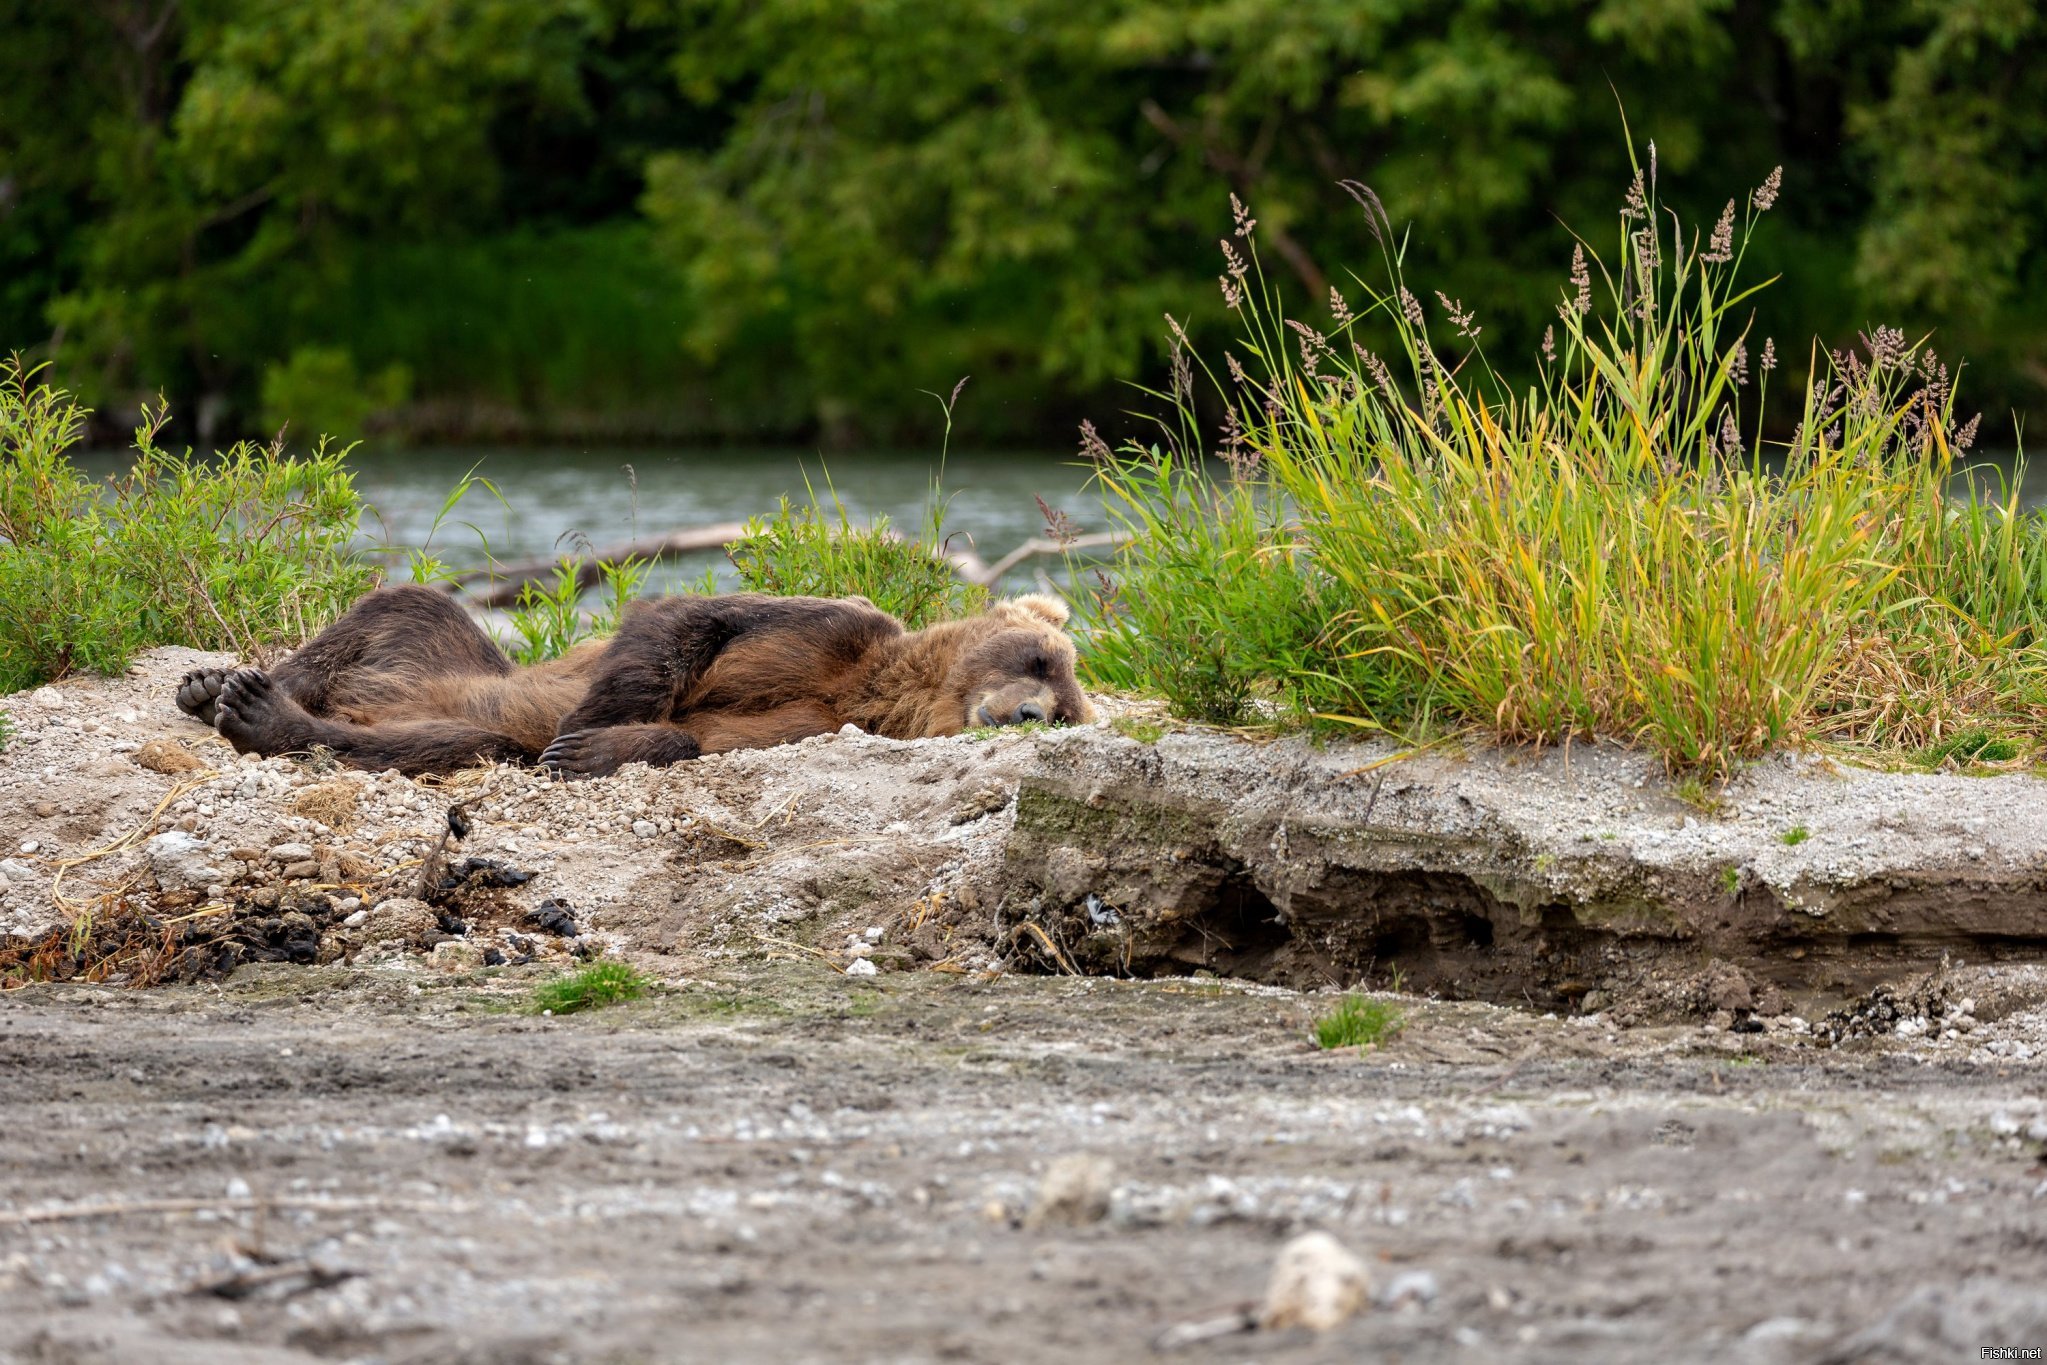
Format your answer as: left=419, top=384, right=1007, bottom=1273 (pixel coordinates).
left=1086, top=148, right=2045, bottom=772
left=1, top=360, right=374, bottom=694
left=258, top=345, right=412, bottom=444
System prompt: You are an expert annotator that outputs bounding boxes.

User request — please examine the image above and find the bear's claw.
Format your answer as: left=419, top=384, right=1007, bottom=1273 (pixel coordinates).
left=174, top=668, right=230, bottom=726
left=539, top=731, right=612, bottom=781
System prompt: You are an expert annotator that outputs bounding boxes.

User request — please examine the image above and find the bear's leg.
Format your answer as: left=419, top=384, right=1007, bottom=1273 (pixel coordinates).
left=540, top=724, right=703, bottom=780
left=175, top=585, right=512, bottom=727
left=214, top=669, right=529, bottom=776
left=686, top=701, right=840, bottom=755
left=273, top=584, right=512, bottom=714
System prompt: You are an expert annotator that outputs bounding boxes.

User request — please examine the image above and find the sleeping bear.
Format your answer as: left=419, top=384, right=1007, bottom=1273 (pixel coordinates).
left=173, top=584, right=1092, bottom=778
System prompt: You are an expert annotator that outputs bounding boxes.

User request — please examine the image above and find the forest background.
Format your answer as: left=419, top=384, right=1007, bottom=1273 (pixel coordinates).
left=3, top=0, right=2041, bottom=450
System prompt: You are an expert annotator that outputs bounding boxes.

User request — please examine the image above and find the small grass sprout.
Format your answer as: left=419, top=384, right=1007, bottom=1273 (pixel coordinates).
left=1781, top=825, right=1811, bottom=846
left=1313, top=994, right=1404, bottom=1049
left=1110, top=715, right=1166, bottom=744
left=529, top=961, right=654, bottom=1016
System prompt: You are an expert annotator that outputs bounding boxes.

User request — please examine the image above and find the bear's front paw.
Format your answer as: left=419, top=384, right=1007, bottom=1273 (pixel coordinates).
left=539, top=730, right=619, bottom=781
left=175, top=667, right=231, bottom=726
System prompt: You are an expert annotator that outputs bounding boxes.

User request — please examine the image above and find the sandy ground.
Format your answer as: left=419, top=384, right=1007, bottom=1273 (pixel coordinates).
left=5, top=648, right=2047, bottom=1362
left=4, top=964, right=2047, bottom=1364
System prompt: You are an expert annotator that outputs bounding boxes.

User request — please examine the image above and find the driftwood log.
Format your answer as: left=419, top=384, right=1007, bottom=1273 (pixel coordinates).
left=452, top=523, right=1127, bottom=608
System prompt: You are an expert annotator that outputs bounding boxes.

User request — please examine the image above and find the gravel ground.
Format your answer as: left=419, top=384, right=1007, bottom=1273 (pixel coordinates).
left=3, top=965, right=2046, bottom=1364
left=5, top=647, right=2047, bottom=1362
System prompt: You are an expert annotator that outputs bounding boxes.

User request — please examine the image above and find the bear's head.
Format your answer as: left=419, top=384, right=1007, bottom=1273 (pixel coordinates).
left=935, top=594, right=1093, bottom=732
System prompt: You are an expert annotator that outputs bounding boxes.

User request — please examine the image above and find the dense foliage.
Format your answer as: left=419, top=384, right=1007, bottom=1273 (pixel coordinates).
left=1083, top=156, right=2047, bottom=773
left=3, top=0, right=2043, bottom=447
left=0, top=361, right=374, bottom=693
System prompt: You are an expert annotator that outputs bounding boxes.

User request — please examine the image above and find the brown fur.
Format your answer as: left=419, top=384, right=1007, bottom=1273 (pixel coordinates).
left=178, top=585, right=1092, bottom=777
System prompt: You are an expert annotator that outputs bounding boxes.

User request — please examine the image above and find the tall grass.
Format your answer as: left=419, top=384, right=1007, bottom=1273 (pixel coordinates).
left=1, top=359, right=374, bottom=693
left=1085, top=153, right=2044, bottom=772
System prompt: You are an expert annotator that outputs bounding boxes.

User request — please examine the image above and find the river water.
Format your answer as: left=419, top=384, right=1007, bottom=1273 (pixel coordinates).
left=344, top=445, right=1104, bottom=592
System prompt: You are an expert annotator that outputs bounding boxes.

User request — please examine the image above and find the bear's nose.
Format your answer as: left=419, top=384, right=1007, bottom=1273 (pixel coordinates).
left=1015, top=701, right=1047, bottom=724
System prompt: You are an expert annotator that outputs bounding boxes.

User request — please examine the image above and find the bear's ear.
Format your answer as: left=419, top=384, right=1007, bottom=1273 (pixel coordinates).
left=1004, top=593, right=1070, bottom=628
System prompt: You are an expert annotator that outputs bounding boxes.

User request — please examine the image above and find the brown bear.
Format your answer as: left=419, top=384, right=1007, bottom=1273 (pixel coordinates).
left=173, top=584, right=1092, bottom=778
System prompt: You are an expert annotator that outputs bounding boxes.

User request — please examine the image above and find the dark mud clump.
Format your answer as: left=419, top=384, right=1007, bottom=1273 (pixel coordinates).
left=1, top=890, right=345, bottom=988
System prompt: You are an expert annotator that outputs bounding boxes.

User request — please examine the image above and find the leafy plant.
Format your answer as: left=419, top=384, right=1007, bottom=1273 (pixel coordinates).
left=1, top=360, right=374, bottom=693
left=1781, top=825, right=1811, bottom=846
left=505, top=560, right=587, bottom=666
left=528, top=961, right=653, bottom=1016
left=1313, top=995, right=1404, bottom=1050
left=1087, top=144, right=2043, bottom=774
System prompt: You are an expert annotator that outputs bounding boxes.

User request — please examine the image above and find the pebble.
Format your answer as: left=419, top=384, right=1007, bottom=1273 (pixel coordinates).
left=1024, top=1154, right=1114, bottom=1229
left=268, top=842, right=315, bottom=863
left=632, top=820, right=657, bottom=839
left=363, top=898, right=438, bottom=946
left=1261, top=1231, right=1373, bottom=1332
left=845, top=957, right=879, bottom=977
left=18, top=840, right=39, bottom=855
left=31, top=687, right=63, bottom=709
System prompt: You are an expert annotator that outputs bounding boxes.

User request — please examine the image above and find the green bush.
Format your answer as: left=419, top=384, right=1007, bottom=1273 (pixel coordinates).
left=1086, top=151, right=2046, bottom=772
left=0, top=360, right=375, bottom=693
left=729, top=489, right=986, bottom=630
left=258, top=345, right=411, bottom=444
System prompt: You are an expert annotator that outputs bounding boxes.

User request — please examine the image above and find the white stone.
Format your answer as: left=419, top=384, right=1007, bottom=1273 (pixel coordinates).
left=143, top=832, right=227, bottom=893
left=267, top=842, right=315, bottom=863
left=1024, top=1154, right=1114, bottom=1229
left=30, top=687, right=63, bottom=709
left=632, top=820, right=657, bottom=838
left=18, top=840, right=39, bottom=855
left=844, top=957, right=879, bottom=977
left=1261, top=1231, right=1373, bottom=1332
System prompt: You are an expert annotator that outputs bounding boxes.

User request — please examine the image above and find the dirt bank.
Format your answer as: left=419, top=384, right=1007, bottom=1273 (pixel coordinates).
left=5, top=647, right=2047, bottom=1020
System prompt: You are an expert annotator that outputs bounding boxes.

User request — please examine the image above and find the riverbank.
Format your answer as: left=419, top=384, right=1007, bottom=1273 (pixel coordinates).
left=6, top=648, right=2047, bottom=1360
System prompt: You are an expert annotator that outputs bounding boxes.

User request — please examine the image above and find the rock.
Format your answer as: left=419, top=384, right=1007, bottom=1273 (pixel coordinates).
left=143, top=832, right=227, bottom=893
left=1260, top=1232, right=1373, bottom=1332
left=267, top=842, right=315, bottom=863
left=430, top=940, right=484, bottom=971
left=342, top=909, right=369, bottom=928
left=31, top=686, right=63, bottom=709
left=1698, top=961, right=1754, bottom=1015
left=845, top=957, right=879, bottom=977
left=134, top=739, right=204, bottom=775
left=363, top=898, right=437, bottom=946
left=1376, top=1268, right=1439, bottom=1311
left=1829, top=1276, right=2047, bottom=1363
left=1024, top=1154, right=1114, bottom=1229
left=282, top=860, right=321, bottom=880
left=0, top=858, right=34, bottom=885
left=18, top=840, right=39, bottom=855
left=632, top=819, right=657, bottom=838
